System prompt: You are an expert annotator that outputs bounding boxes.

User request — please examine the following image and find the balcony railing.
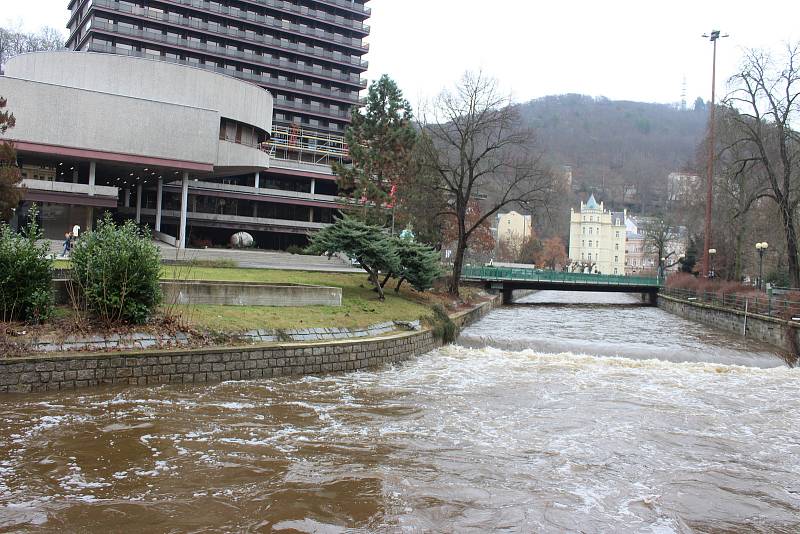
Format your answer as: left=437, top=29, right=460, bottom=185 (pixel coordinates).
left=90, top=16, right=366, bottom=87
left=90, top=0, right=369, bottom=53
left=313, top=0, right=371, bottom=17
left=86, top=43, right=356, bottom=119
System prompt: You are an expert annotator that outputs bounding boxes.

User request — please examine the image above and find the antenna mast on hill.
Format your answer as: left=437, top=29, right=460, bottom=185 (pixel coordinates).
left=680, top=76, right=687, bottom=110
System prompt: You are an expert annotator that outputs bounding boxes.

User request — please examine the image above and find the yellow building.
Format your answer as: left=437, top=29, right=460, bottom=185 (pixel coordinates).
left=568, top=194, right=627, bottom=275
left=496, top=210, right=533, bottom=248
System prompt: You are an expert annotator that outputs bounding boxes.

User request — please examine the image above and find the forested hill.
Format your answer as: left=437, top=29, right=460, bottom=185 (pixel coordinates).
left=518, top=94, right=709, bottom=213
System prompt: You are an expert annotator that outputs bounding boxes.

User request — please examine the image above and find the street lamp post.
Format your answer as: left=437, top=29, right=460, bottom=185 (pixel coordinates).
left=708, top=248, right=717, bottom=278
left=701, top=30, right=729, bottom=279
left=756, top=242, right=768, bottom=291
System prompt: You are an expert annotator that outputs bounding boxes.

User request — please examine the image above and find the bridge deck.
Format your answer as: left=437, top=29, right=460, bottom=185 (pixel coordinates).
left=462, top=266, right=661, bottom=290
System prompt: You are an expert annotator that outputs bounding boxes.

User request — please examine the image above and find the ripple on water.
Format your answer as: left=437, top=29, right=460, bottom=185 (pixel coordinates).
left=0, top=293, right=798, bottom=531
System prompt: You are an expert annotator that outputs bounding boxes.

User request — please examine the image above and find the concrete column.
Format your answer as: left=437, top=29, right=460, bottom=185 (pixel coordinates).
left=72, top=169, right=78, bottom=183
left=135, top=183, right=143, bottom=223
left=124, top=188, right=131, bottom=207
left=179, top=171, right=189, bottom=249
left=88, top=161, right=96, bottom=196
left=310, top=178, right=316, bottom=195
left=85, top=207, right=93, bottom=232
left=254, top=171, right=260, bottom=189
left=155, top=177, right=163, bottom=232
left=309, top=207, right=314, bottom=222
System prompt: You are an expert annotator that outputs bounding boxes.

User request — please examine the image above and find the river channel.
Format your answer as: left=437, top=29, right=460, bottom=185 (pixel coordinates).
left=1, top=291, right=798, bottom=532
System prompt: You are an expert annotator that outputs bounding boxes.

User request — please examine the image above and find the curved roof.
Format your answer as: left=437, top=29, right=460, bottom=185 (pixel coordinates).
left=5, top=51, right=272, bottom=133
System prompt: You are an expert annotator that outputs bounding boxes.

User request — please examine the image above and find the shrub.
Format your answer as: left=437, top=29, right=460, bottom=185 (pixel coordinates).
left=424, top=304, right=458, bottom=344
left=71, top=214, right=162, bottom=324
left=286, top=244, right=315, bottom=255
left=0, top=205, right=53, bottom=322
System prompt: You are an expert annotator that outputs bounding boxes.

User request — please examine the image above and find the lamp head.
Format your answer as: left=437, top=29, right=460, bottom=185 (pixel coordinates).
left=709, top=248, right=717, bottom=254
left=756, top=242, right=762, bottom=250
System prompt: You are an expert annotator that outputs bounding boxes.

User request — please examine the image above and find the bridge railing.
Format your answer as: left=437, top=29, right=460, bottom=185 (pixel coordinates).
left=660, top=286, right=800, bottom=320
left=461, top=266, right=661, bottom=287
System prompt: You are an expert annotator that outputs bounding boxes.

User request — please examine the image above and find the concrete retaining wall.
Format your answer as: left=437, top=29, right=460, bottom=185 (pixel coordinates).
left=52, top=280, right=341, bottom=307
left=0, top=295, right=501, bottom=393
left=161, top=280, right=341, bottom=307
left=658, top=294, right=798, bottom=352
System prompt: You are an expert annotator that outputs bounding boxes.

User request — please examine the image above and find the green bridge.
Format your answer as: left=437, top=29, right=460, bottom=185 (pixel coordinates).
left=461, top=266, right=662, bottom=304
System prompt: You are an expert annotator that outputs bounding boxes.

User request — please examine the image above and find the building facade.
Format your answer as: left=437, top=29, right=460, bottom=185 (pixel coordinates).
left=568, top=194, right=626, bottom=275
left=496, top=210, right=532, bottom=246
left=62, top=0, right=371, bottom=248
left=1, top=51, right=273, bottom=244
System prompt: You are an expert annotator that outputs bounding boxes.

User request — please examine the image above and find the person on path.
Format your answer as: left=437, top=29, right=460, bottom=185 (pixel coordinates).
left=62, top=231, right=72, bottom=257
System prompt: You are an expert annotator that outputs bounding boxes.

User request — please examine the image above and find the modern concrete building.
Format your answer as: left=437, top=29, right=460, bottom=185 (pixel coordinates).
left=568, top=194, right=627, bottom=275
left=62, top=0, right=371, bottom=248
left=0, top=51, right=276, bottom=245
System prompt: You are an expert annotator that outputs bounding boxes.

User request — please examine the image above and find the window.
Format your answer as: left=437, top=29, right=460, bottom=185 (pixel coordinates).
left=615, top=231, right=620, bottom=238
left=615, top=243, right=619, bottom=250
left=589, top=228, right=592, bottom=235
left=614, top=268, right=618, bottom=274
left=583, top=227, right=586, bottom=235
left=615, top=256, right=618, bottom=263
left=588, top=253, right=592, bottom=261
left=582, top=240, right=585, bottom=247
left=588, top=240, right=592, bottom=248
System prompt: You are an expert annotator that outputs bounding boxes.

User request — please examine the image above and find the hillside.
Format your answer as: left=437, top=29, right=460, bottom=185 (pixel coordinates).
left=519, top=94, right=708, bottom=215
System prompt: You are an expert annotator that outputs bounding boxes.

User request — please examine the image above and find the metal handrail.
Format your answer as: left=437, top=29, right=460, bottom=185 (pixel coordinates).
left=462, top=266, right=661, bottom=287
left=660, top=286, right=800, bottom=319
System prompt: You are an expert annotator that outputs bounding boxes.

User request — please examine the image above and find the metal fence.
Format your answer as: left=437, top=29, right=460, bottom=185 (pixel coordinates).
left=660, top=287, right=800, bottom=320
left=461, top=266, right=661, bottom=287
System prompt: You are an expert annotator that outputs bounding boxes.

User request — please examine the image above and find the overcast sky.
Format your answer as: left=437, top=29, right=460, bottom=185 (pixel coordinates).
left=5, top=0, right=800, bottom=108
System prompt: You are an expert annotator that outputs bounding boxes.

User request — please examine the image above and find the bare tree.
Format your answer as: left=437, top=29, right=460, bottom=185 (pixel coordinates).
left=0, top=25, right=65, bottom=69
left=417, top=72, right=555, bottom=295
left=723, top=44, right=800, bottom=286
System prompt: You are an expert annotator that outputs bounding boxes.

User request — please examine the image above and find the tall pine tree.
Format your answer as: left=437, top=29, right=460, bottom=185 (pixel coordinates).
left=334, top=75, right=416, bottom=225
left=0, top=96, right=22, bottom=222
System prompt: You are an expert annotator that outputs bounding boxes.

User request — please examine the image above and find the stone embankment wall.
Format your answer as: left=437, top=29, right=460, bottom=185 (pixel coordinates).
left=658, top=294, right=799, bottom=352
left=0, top=296, right=500, bottom=393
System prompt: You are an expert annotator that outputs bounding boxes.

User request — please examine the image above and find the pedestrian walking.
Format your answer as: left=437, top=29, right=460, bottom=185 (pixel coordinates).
left=62, top=231, right=72, bottom=257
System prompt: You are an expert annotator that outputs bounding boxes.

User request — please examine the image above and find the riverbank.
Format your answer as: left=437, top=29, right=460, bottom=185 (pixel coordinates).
left=658, top=293, right=798, bottom=363
left=0, top=295, right=500, bottom=393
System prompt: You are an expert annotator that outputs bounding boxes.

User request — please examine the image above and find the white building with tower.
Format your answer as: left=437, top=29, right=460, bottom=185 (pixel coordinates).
left=568, top=194, right=627, bottom=275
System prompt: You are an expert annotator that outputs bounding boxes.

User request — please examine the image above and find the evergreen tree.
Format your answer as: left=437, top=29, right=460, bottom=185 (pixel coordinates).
left=305, top=216, right=399, bottom=300
left=0, top=96, right=22, bottom=222
left=334, top=75, right=416, bottom=224
left=388, top=235, right=442, bottom=293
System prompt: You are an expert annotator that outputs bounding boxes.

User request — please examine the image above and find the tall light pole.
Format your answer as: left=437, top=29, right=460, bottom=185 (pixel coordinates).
left=701, top=30, right=729, bottom=279
left=756, top=241, right=768, bottom=291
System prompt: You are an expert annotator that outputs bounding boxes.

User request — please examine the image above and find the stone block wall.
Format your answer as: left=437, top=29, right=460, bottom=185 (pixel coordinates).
left=0, top=330, right=437, bottom=393
left=658, top=294, right=798, bottom=352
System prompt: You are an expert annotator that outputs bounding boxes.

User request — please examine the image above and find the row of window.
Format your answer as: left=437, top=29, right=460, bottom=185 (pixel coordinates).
left=581, top=226, right=622, bottom=239
left=578, top=253, right=622, bottom=264
left=581, top=240, right=621, bottom=251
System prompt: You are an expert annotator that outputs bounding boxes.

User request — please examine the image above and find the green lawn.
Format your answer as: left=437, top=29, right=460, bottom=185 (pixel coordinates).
left=161, top=266, right=432, bottom=332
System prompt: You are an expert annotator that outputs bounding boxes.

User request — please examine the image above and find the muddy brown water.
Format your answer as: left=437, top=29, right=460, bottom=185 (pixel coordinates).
left=1, top=291, right=798, bottom=532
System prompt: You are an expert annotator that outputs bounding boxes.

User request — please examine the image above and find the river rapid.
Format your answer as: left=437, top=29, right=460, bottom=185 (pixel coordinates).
left=0, top=291, right=798, bottom=532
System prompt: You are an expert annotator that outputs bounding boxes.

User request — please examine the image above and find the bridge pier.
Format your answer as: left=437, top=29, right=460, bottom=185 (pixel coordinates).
left=502, top=287, right=514, bottom=305
left=642, top=291, right=658, bottom=306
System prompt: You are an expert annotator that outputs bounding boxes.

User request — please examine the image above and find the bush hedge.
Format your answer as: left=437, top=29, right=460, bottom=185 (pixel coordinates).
left=0, top=206, right=53, bottom=323
left=71, top=214, right=162, bottom=324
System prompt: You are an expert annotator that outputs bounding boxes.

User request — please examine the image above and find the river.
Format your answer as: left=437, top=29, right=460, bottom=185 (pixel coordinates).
left=0, top=291, right=798, bottom=532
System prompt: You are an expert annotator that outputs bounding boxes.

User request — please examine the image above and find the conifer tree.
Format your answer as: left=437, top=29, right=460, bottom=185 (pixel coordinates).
left=306, top=216, right=399, bottom=300
left=390, top=236, right=442, bottom=293
left=0, top=96, right=22, bottom=222
left=334, top=75, right=416, bottom=224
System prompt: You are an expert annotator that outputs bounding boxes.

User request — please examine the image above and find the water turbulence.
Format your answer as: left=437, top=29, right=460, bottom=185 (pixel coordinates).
left=1, top=291, right=799, bottom=532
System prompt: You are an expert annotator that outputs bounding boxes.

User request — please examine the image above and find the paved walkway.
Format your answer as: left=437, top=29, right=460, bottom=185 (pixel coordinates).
left=47, top=240, right=361, bottom=273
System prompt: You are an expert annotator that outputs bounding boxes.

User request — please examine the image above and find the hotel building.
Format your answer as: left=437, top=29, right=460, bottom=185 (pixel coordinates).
left=568, top=194, right=627, bottom=275
left=6, top=0, right=371, bottom=247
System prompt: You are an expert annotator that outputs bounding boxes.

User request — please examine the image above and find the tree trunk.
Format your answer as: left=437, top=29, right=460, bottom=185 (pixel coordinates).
left=394, top=277, right=405, bottom=293
left=780, top=201, right=800, bottom=287
left=380, top=272, right=391, bottom=288
left=448, top=235, right=467, bottom=296
left=370, top=270, right=385, bottom=300
left=733, top=223, right=744, bottom=282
